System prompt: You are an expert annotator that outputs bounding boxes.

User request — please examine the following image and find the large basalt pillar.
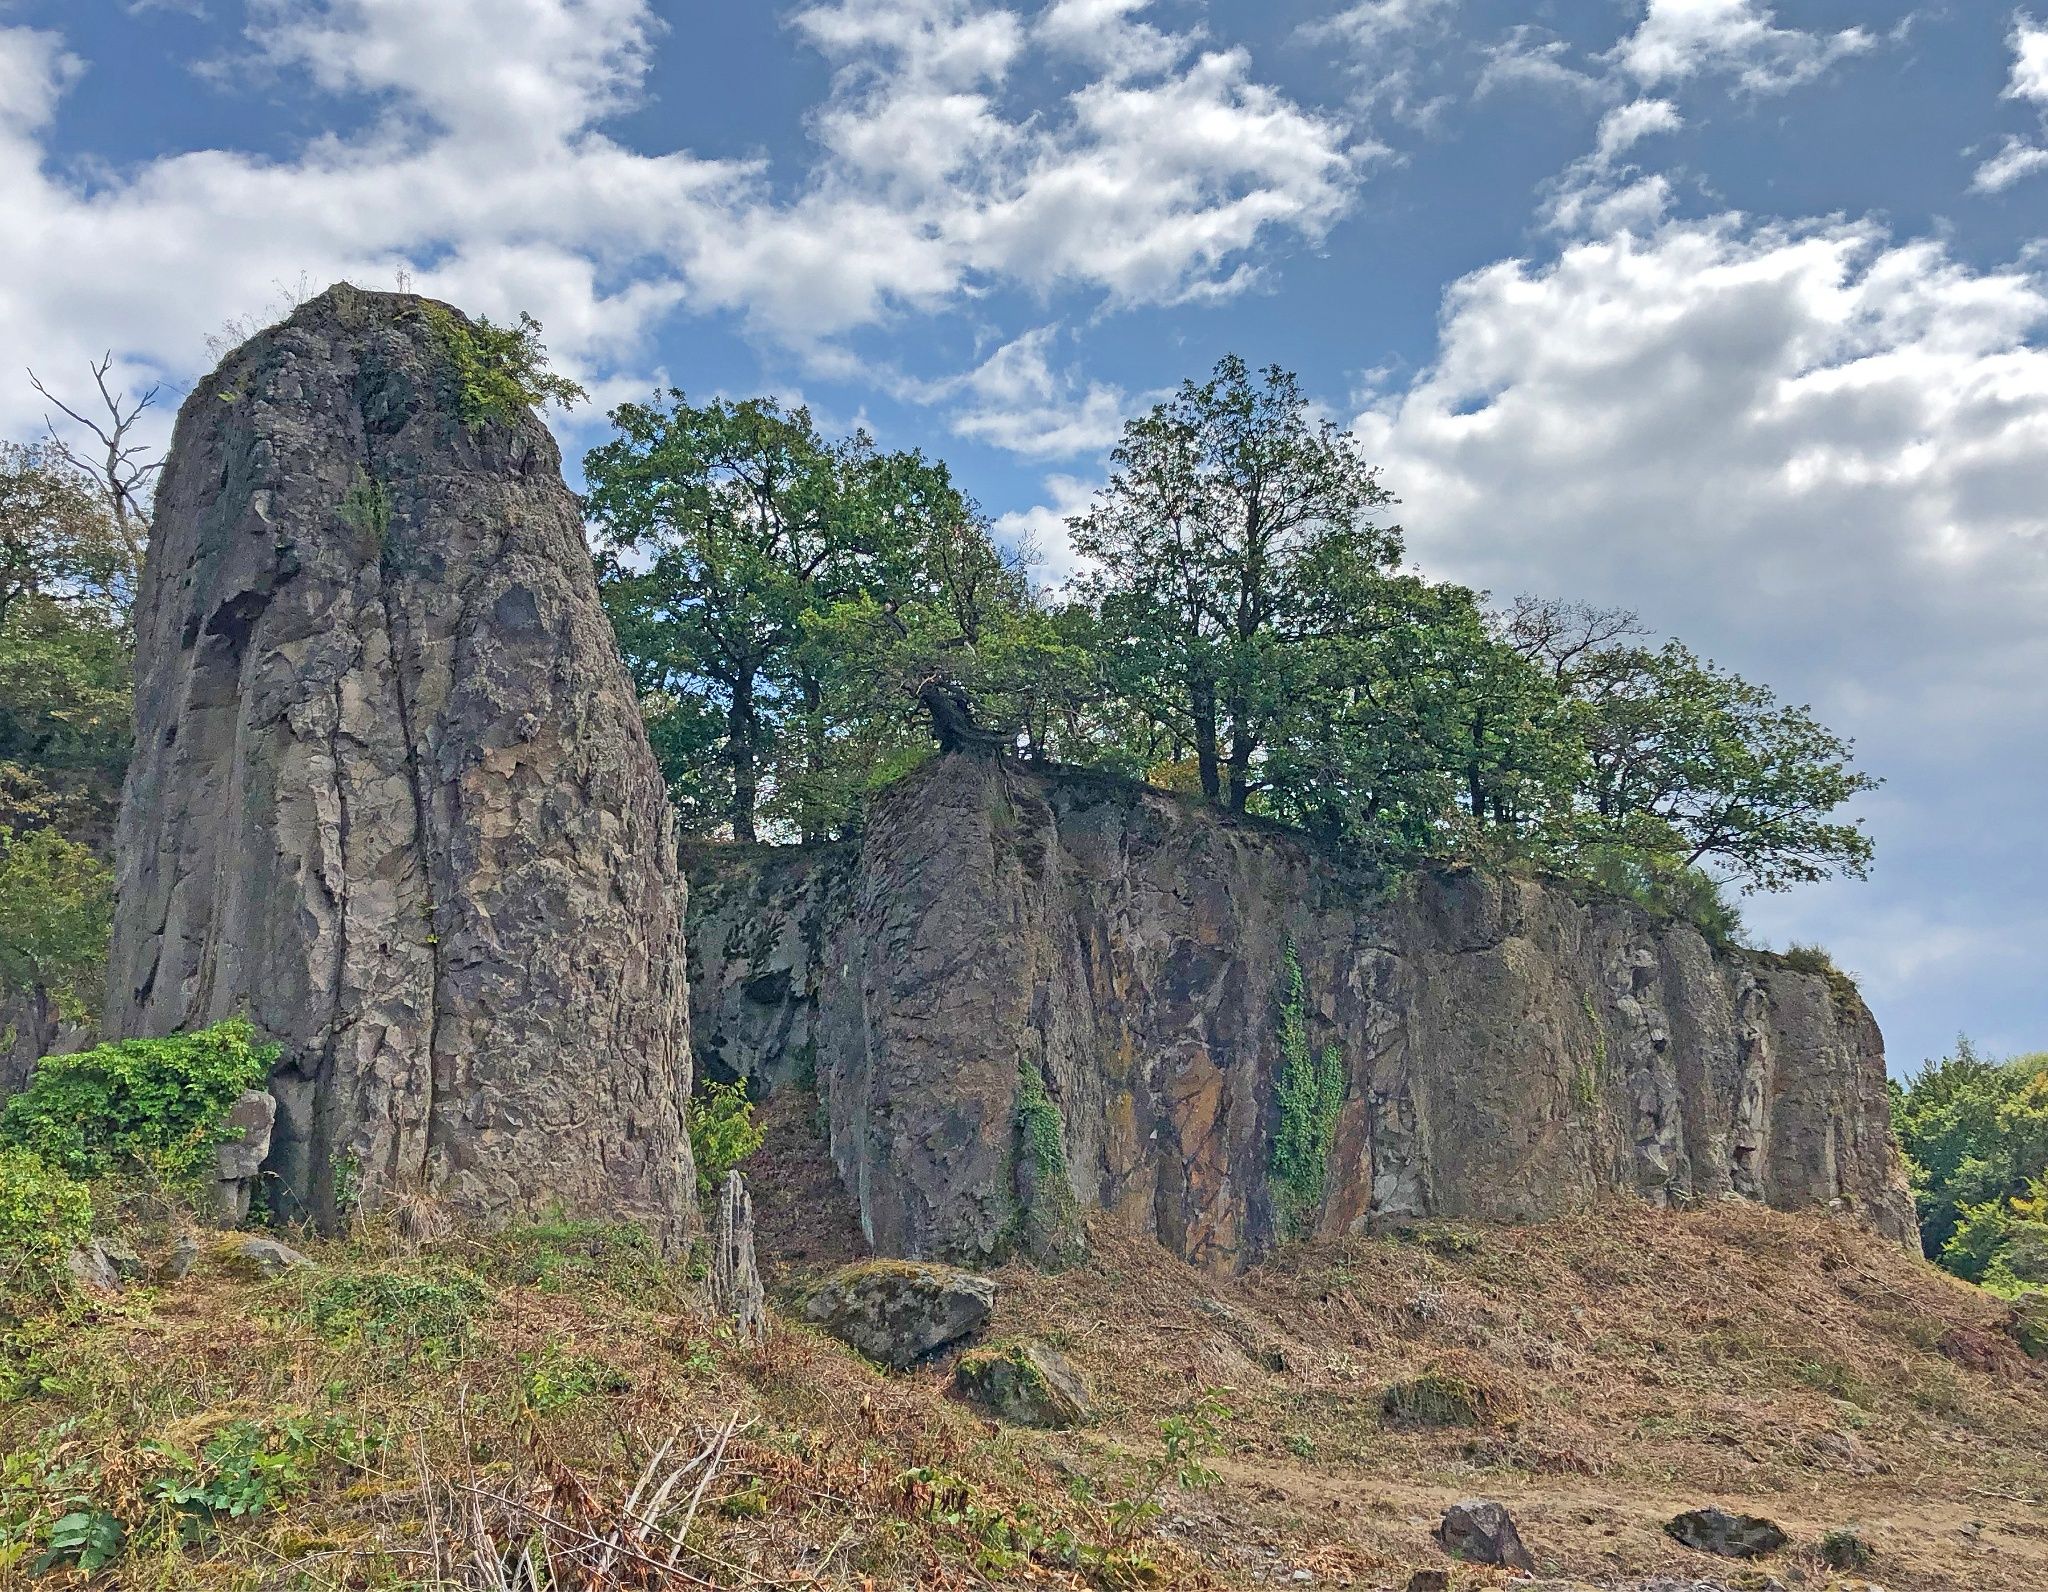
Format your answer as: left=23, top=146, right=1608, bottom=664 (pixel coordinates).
left=107, top=285, right=696, bottom=1242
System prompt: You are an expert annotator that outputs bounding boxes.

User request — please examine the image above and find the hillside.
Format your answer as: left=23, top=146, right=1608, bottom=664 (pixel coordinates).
left=6, top=1128, right=2041, bottom=1590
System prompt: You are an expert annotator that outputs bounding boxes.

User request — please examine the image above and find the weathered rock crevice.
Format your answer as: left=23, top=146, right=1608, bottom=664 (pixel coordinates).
left=688, top=754, right=1918, bottom=1272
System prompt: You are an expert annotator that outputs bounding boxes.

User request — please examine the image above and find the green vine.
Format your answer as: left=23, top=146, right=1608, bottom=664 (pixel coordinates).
left=420, top=305, right=586, bottom=430
left=1270, top=940, right=1346, bottom=1238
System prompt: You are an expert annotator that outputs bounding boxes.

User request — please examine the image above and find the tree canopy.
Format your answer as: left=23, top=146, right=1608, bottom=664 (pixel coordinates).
left=586, top=356, right=1881, bottom=939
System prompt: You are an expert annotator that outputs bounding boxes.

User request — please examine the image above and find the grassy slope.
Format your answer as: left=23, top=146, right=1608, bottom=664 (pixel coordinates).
left=2, top=1181, right=2043, bottom=1592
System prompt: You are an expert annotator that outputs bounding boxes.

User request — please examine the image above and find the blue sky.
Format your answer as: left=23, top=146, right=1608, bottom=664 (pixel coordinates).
left=2, top=1, right=2044, bottom=1071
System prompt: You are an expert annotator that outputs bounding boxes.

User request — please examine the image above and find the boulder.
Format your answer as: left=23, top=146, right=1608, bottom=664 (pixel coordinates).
left=1436, top=1497, right=1537, bottom=1573
left=215, top=1235, right=314, bottom=1280
left=65, top=1242, right=122, bottom=1293
left=804, top=1261, right=995, bottom=1370
left=214, top=1089, right=276, bottom=1225
left=1665, top=1507, right=1787, bottom=1559
left=104, top=285, right=695, bottom=1243
left=954, top=1339, right=1093, bottom=1427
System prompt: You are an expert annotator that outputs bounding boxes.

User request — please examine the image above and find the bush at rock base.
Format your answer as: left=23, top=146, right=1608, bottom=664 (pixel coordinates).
left=0, top=1019, right=275, bottom=1186
left=0, top=1146, right=90, bottom=1308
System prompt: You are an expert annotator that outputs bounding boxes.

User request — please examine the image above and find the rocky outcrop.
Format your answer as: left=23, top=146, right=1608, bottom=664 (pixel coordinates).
left=689, top=755, right=1916, bottom=1270
left=106, top=285, right=695, bottom=1242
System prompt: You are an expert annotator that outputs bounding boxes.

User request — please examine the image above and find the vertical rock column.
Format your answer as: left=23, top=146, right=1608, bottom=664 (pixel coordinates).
left=106, top=285, right=696, bottom=1243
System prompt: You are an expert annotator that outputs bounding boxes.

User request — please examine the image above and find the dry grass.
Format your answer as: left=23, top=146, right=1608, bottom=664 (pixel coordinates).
left=0, top=1196, right=2041, bottom=1590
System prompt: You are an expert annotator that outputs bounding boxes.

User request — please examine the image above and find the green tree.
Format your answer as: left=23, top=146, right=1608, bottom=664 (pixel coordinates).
left=1544, top=632, right=1877, bottom=893
left=588, top=395, right=978, bottom=840
left=1893, top=1038, right=2048, bottom=1264
left=1071, top=356, right=1398, bottom=811
left=0, top=827, right=112, bottom=1028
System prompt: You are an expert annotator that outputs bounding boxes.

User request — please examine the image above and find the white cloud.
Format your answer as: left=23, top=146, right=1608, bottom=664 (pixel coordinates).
left=1594, top=97, right=1681, bottom=164
left=1038, top=0, right=1186, bottom=78
left=2007, top=12, right=2048, bottom=104
left=1474, top=28, right=1604, bottom=100
left=0, top=2, right=1361, bottom=453
left=910, top=326, right=1130, bottom=459
left=1610, top=0, right=1872, bottom=95
left=990, top=471, right=1102, bottom=582
left=1353, top=215, right=2048, bottom=1049
left=1974, top=134, right=2048, bottom=193
left=1976, top=15, right=2048, bottom=194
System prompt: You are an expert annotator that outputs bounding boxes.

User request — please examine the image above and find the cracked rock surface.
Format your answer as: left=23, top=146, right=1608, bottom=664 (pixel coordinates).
left=106, top=285, right=695, bottom=1242
left=690, top=754, right=1915, bottom=1270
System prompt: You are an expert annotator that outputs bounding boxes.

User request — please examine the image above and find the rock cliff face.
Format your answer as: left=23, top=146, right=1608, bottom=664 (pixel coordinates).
left=689, top=755, right=1916, bottom=1271
left=106, top=286, right=696, bottom=1241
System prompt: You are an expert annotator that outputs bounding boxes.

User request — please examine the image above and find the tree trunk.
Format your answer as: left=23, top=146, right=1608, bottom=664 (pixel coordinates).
left=1466, top=707, right=1486, bottom=823
left=729, top=673, right=759, bottom=843
left=1191, top=673, right=1221, bottom=804
left=800, top=673, right=825, bottom=843
left=1226, top=695, right=1254, bottom=814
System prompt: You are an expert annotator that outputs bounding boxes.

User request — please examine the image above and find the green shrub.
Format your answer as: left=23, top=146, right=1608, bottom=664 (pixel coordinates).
left=519, top=1341, right=631, bottom=1413
left=300, top=1268, right=486, bottom=1364
left=688, top=1079, right=764, bottom=1197
left=0, top=1148, right=91, bottom=1304
left=0, top=1020, right=275, bottom=1185
left=422, top=306, right=585, bottom=428
left=1270, top=941, right=1345, bottom=1238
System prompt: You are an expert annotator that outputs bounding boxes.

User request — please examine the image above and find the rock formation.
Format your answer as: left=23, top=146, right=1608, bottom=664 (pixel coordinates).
left=707, top=1170, right=768, bottom=1343
left=105, top=285, right=696, bottom=1241
left=689, top=754, right=1917, bottom=1270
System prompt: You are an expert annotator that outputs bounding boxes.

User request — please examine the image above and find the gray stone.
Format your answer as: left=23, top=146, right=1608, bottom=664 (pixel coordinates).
left=161, top=1232, right=202, bottom=1282
left=803, top=1260, right=995, bottom=1370
left=97, top=1237, right=146, bottom=1283
left=688, top=756, right=1917, bottom=1270
left=65, top=1242, right=122, bottom=1293
left=214, top=1089, right=276, bottom=1225
left=104, top=285, right=695, bottom=1245
left=1665, top=1507, right=1787, bottom=1559
left=706, top=1170, right=768, bottom=1344
left=954, top=1339, right=1094, bottom=1427
left=1436, top=1497, right=1537, bottom=1573
left=217, top=1235, right=314, bottom=1280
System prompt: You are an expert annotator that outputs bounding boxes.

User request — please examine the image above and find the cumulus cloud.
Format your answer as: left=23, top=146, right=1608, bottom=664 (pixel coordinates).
left=1610, top=0, right=1873, bottom=95
left=0, top=0, right=1359, bottom=450
left=1975, top=14, right=2048, bottom=193
left=1352, top=215, right=2048, bottom=1020
left=990, top=471, right=1103, bottom=583
left=909, top=327, right=1131, bottom=459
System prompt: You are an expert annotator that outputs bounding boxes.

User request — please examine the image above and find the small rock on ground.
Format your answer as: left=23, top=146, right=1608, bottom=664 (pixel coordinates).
left=1665, top=1507, right=1787, bottom=1559
left=1436, top=1496, right=1538, bottom=1572
left=803, top=1260, right=995, bottom=1370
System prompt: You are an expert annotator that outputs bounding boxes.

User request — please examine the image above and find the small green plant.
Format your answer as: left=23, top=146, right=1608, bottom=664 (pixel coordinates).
left=480, top=1213, right=670, bottom=1296
left=337, top=469, right=390, bottom=542
left=1270, top=940, right=1345, bottom=1237
left=1819, top=1526, right=1875, bottom=1570
left=1105, top=1389, right=1234, bottom=1546
left=0, top=1148, right=91, bottom=1306
left=0, top=1020, right=275, bottom=1187
left=519, top=1340, right=630, bottom=1414
left=300, top=1267, right=486, bottom=1364
left=688, top=1079, right=765, bottom=1197
left=422, top=305, right=586, bottom=429
left=1013, top=1057, right=1084, bottom=1265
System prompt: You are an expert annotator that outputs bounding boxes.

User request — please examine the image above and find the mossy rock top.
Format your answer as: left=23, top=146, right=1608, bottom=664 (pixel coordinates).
left=803, top=1260, right=996, bottom=1371
left=954, top=1339, right=1094, bottom=1428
